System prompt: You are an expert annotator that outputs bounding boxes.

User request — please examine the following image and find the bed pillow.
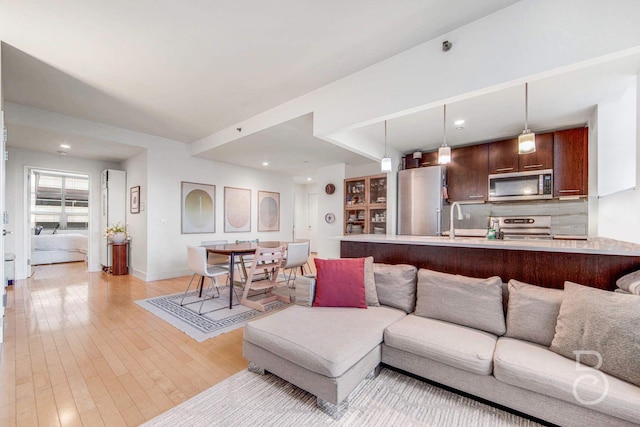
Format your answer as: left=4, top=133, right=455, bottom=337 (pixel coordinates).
left=550, top=281, right=640, bottom=387
left=505, top=279, right=563, bottom=346
left=312, top=258, right=367, bottom=308
left=373, top=263, right=417, bottom=313
left=616, top=270, right=640, bottom=295
left=415, top=268, right=505, bottom=336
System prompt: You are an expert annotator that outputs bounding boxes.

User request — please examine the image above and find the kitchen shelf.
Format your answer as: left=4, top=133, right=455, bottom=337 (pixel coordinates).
left=344, top=174, right=387, bottom=235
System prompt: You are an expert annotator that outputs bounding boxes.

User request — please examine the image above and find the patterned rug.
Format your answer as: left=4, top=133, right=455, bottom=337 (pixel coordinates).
left=141, top=367, right=542, bottom=427
left=135, top=287, right=289, bottom=341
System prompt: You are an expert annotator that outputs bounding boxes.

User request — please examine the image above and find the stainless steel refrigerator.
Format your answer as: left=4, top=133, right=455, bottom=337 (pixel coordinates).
left=397, top=166, right=444, bottom=236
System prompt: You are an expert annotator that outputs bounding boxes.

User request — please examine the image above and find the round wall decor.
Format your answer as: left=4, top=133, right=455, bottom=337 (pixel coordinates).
left=325, top=183, right=336, bottom=195
left=325, top=213, right=335, bottom=224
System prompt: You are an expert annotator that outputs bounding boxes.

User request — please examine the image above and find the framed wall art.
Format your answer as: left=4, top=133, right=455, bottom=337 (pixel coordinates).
left=224, top=186, right=251, bottom=232
left=181, top=181, right=216, bottom=234
left=258, top=190, right=280, bottom=232
left=130, top=186, right=140, bottom=214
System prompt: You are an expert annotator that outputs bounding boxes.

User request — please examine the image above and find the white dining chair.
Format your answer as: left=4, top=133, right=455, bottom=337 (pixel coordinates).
left=280, top=241, right=310, bottom=287
left=201, top=240, right=229, bottom=267
left=181, top=245, right=228, bottom=314
left=294, top=238, right=312, bottom=275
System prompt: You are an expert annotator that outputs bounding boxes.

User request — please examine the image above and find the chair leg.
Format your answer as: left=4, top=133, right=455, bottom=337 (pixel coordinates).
left=180, top=274, right=199, bottom=306
left=198, top=276, right=220, bottom=314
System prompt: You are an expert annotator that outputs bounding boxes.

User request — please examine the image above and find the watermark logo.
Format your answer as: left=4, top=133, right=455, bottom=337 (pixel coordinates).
left=572, top=350, right=609, bottom=405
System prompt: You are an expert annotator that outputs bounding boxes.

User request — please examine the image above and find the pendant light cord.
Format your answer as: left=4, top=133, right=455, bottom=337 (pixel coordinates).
left=443, top=104, right=447, bottom=146
left=384, top=120, right=388, bottom=156
left=524, top=82, right=529, bottom=131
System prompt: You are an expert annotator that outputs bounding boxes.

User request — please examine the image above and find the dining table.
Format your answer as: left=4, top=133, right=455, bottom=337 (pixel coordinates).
left=203, top=241, right=286, bottom=310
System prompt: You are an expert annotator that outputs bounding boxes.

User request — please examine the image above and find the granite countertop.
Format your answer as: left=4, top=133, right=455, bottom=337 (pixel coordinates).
left=339, top=234, right=640, bottom=256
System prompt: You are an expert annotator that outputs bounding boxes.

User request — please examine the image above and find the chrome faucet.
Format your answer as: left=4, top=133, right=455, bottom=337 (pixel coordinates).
left=449, top=201, right=464, bottom=240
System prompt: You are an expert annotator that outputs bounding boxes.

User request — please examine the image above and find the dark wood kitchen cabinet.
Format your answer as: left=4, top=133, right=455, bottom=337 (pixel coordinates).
left=447, top=143, right=489, bottom=202
left=404, top=151, right=438, bottom=169
left=554, top=127, right=588, bottom=197
left=488, top=133, right=553, bottom=174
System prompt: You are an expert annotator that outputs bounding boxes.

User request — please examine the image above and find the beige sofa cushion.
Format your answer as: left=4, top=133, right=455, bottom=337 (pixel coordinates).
left=616, top=269, right=640, bottom=295
left=244, top=305, right=406, bottom=378
left=505, top=279, right=563, bottom=347
left=384, top=315, right=497, bottom=376
left=415, top=268, right=506, bottom=336
left=364, top=256, right=380, bottom=306
left=373, top=263, right=417, bottom=313
left=494, top=337, right=640, bottom=425
left=550, top=281, right=640, bottom=387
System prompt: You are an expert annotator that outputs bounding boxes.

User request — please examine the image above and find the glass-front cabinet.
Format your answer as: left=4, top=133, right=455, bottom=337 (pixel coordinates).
left=344, top=174, right=387, bottom=235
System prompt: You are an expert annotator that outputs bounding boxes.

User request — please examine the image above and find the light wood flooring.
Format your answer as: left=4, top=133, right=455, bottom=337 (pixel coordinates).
left=0, top=259, right=315, bottom=426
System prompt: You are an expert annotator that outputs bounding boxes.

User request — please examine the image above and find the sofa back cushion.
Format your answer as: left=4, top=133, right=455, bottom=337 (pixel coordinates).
left=505, top=279, right=563, bottom=346
left=415, top=268, right=506, bottom=336
left=364, top=256, right=380, bottom=307
left=550, top=281, right=640, bottom=387
left=373, top=263, right=417, bottom=313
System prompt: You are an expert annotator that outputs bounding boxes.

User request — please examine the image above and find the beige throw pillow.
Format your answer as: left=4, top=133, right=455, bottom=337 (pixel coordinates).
left=415, top=268, right=506, bottom=336
left=364, top=256, right=380, bottom=307
left=616, top=270, right=640, bottom=295
left=505, top=279, right=563, bottom=347
left=373, top=263, right=418, bottom=313
left=550, top=281, right=640, bottom=387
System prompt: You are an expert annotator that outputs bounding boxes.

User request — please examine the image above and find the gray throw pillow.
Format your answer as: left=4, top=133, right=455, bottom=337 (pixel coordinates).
left=415, top=268, right=505, bottom=336
left=294, top=276, right=316, bottom=307
left=616, top=270, right=640, bottom=295
left=505, top=279, right=563, bottom=346
left=364, top=256, right=380, bottom=307
left=373, top=263, right=417, bottom=313
left=550, top=281, right=640, bottom=387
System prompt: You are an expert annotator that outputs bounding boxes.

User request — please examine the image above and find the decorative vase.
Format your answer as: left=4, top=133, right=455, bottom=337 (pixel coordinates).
left=111, top=232, right=127, bottom=244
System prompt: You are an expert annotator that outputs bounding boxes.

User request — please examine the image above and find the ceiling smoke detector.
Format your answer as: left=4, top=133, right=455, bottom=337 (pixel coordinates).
left=442, top=40, right=452, bottom=52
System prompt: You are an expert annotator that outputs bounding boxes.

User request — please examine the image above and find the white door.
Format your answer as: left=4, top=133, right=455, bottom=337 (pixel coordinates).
left=1, top=112, right=6, bottom=343
left=308, top=193, right=318, bottom=253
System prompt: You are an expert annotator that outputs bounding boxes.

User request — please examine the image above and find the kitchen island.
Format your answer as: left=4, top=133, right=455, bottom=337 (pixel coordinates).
left=340, top=235, right=640, bottom=290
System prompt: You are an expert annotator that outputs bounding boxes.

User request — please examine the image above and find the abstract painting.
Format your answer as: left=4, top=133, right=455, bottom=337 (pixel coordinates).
left=224, top=186, right=251, bottom=232
left=181, top=182, right=216, bottom=234
left=258, top=191, right=280, bottom=232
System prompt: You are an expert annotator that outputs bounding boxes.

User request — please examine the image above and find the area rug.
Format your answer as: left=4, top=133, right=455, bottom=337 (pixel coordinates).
left=141, top=367, right=542, bottom=426
left=135, top=288, right=289, bottom=342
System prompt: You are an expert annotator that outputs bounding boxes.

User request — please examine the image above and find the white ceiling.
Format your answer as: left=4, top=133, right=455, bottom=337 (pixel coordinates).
left=2, top=0, right=639, bottom=181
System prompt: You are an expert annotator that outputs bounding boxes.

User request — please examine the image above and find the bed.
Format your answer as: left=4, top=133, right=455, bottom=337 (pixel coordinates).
left=31, top=232, right=88, bottom=265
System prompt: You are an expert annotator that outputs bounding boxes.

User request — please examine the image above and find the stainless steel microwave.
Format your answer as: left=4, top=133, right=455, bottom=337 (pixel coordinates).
left=488, top=169, right=553, bottom=201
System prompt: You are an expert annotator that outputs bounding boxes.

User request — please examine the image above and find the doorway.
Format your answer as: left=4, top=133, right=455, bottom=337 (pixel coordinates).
left=26, top=168, right=90, bottom=275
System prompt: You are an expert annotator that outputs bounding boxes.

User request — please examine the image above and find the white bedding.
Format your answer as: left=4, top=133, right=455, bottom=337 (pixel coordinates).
left=32, top=233, right=88, bottom=265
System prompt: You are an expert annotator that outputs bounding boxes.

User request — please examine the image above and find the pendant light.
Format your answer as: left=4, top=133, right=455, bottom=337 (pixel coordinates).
left=380, top=120, right=392, bottom=173
left=518, top=82, right=536, bottom=154
left=438, top=105, right=451, bottom=164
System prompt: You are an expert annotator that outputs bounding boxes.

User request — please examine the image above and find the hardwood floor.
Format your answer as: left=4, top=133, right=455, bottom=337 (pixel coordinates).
left=0, top=258, right=316, bottom=426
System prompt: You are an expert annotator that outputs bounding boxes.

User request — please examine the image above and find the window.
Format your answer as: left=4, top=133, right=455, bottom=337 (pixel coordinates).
left=31, top=171, right=89, bottom=230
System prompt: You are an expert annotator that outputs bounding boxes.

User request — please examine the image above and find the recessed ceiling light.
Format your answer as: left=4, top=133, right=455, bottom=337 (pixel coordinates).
left=59, top=144, right=71, bottom=149
left=262, top=161, right=269, bottom=166
left=307, top=177, right=312, bottom=181
left=453, top=119, right=465, bottom=126
left=456, top=126, right=464, bottom=130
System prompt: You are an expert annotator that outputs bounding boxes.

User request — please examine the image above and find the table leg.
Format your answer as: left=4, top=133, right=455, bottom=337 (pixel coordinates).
left=198, top=275, right=204, bottom=298
left=229, top=252, right=235, bottom=309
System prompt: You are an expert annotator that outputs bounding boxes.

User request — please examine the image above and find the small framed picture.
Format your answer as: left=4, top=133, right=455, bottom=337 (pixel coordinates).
left=130, top=186, right=140, bottom=214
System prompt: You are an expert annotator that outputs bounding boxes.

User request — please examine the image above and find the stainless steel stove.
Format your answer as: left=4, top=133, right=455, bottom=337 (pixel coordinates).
left=490, top=216, right=553, bottom=240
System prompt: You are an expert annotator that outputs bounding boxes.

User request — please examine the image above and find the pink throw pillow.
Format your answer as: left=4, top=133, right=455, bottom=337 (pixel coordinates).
left=313, top=258, right=367, bottom=308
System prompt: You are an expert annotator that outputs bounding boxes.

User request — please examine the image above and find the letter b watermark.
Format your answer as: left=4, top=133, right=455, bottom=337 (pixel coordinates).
left=572, top=350, right=609, bottom=405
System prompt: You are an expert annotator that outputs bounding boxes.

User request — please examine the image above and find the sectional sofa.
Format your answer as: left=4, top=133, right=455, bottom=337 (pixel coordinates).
left=242, top=259, right=640, bottom=426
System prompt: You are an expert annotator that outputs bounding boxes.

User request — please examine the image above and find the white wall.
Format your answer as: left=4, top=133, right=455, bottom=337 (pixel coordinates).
left=5, top=147, right=120, bottom=278
left=122, top=150, right=148, bottom=281
left=315, top=163, right=346, bottom=258
left=143, top=141, right=295, bottom=281
left=597, top=79, right=637, bottom=197
left=597, top=73, right=640, bottom=243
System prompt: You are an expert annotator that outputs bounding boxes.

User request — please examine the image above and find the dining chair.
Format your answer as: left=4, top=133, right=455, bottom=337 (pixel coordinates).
left=240, top=245, right=289, bottom=312
left=235, top=239, right=259, bottom=282
left=201, top=240, right=229, bottom=267
left=294, top=238, right=312, bottom=275
left=181, top=245, right=228, bottom=314
left=280, top=241, right=310, bottom=287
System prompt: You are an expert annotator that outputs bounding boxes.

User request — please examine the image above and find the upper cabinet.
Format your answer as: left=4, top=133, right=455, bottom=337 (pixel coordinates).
left=488, top=133, right=553, bottom=174
left=553, top=128, right=588, bottom=197
left=404, top=151, right=438, bottom=169
left=447, top=143, right=489, bottom=202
